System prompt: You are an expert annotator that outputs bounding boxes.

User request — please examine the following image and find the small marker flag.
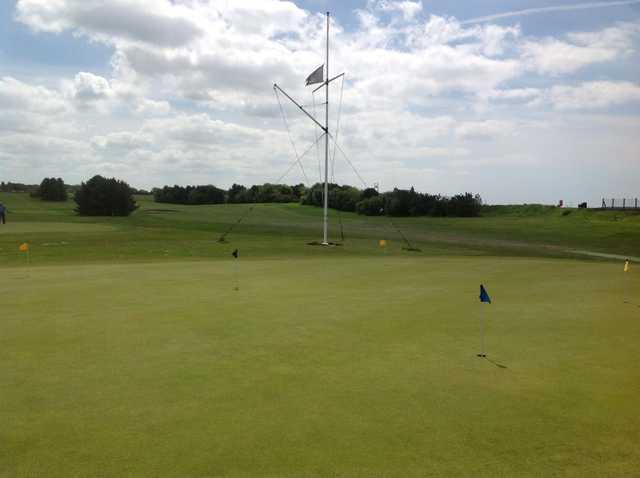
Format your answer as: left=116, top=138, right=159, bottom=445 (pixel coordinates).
left=305, top=65, right=324, bottom=86
left=624, top=259, right=629, bottom=272
left=379, top=239, right=387, bottom=248
left=232, top=249, right=238, bottom=259
left=480, top=284, right=491, bottom=304
left=19, top=243, right=29, bottom=252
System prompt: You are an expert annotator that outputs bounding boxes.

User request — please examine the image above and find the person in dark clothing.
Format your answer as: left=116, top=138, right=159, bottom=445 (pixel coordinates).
left=0, top=203, right=5, bottom=224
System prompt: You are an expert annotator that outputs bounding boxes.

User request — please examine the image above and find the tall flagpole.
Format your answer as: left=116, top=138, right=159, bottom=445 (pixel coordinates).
left=322, top=11, right=330, bottom=245
left=272, top=12, right=342, bottom=245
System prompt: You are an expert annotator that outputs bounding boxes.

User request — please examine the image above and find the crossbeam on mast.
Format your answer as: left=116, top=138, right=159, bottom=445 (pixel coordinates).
left=312, top=72, right=345, bottom=94
left=273, top=84, right=326, bottom=132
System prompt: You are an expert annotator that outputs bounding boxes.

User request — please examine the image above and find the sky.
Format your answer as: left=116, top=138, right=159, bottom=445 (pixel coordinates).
left=1, top=0, right=639, bottom=205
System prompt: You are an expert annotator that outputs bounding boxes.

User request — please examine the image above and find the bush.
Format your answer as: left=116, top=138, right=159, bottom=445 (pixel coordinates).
left=153, top=185, right=225, bottom=205
left=356, top=195, right=385, bottom=215
left=241, top=183, right=304, bottom=203
left=301, top=183, right=361, bottom=212
left=32, top=177, right=68, bottom=201
left=227, top=184, right=247, bottom=203
left=447, top=193, right=482, bottom=217
left=74, top=175, right=138, bottom=216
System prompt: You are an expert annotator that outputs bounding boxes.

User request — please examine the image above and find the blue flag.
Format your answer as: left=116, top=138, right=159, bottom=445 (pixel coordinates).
left=480, top=284, right=491, bottom=304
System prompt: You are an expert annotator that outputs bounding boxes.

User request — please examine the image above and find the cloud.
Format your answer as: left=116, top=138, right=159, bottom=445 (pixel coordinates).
left=5, top=1, right=640, bottom=202
left=0, top=76, right=69, bottom=114
left=70, top=72, right=113, bottom=101
left=16, top=1, right=525, bottom=112
left=133, top=99, right=171, bottom=116
left=550, top=81, right=640, bottom=110
left=0, top=77, right=76, bottom=137
left=140, top=114, right=269, bottom=146
left=522, top=22, right=639, bottom=75
left=15, top=0, right=203, bottom=47
left=91, top=131, right=152, bottom=152
left=455, top=120, right=516, bottom=141
left=486, top=88, right=542, bottom=102
left=461, top=0, right=640, bottom=25
left=375, top=1, right=423, bottom=21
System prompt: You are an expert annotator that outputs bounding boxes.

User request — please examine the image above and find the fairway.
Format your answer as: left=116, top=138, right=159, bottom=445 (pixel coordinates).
left=1, top=194, right=640, bottom=476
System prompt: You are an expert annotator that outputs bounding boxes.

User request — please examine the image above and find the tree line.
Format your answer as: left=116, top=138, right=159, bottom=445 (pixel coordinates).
left=4, top=175, right=481, bottom=218
left=0, top=181, right=38, bottom=193
left=153, top=183, right=306, bottom=205
left=302, top=183, right=482, bottom=217
left=154, top=181, right=482, bottom=217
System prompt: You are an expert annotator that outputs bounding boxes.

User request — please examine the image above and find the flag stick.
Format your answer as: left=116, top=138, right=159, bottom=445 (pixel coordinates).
left=624, top=260, right=630, bottom=304
left=478, top=284, right=491, bottom=358
left=479, top=305, right=486, bottom=358
left=233, top=257, right=239, bottom=291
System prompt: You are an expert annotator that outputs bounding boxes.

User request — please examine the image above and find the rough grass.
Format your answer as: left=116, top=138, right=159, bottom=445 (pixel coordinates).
left=1, top=193, right=639, bottom=476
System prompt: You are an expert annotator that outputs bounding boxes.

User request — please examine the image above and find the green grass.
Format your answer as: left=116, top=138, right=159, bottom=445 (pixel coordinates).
left=1, top=193, right=639, bottom=476
left=2, top=193, right=640, bottom=267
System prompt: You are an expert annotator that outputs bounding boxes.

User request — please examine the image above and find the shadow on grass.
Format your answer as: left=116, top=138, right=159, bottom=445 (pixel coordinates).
left=484, top=356, right=508, bottom=369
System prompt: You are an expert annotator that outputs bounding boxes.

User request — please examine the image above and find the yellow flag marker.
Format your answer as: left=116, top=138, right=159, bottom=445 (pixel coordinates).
left=19, top=242, right=29, bottom=252
left=624, top=259, right=630, bottom=272
left=379, top=239, right=387, bottom=248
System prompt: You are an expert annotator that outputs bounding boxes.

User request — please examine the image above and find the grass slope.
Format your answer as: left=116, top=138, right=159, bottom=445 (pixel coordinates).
left=1, top=193, right=640, bottom=267
left=1, top=194, right=639, bottom=476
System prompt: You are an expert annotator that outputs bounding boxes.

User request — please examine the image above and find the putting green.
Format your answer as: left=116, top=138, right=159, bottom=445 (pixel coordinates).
left=2, top=257, right=639, bottom=476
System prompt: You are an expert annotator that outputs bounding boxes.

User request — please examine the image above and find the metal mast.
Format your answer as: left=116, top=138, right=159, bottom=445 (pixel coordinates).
left=273, top=11, right=344, bottom=245
left=322, top=11, right=330, bottom=245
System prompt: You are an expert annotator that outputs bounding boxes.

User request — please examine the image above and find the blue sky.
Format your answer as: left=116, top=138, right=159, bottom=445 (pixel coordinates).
left=1, top=0, right=640, bottom=205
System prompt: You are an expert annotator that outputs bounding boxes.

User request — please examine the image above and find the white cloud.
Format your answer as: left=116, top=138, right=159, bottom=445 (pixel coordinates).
left=461, top=0, right=640, bottom=25
left=4, top=1, right=640, bottom=202
left=550, top=81, right=640, bottom=110
left=375, top=1, right=423, bottom=21
left=522, top=22, right=639, bottom=75
left=455, top=120, right=516, bottom=141
left=70, top=72, right=113, bottom=101
left=0, top=76, right=69, bottom=114
left=486, top=88, right=542, bottom=102
left=133, top=99, right=171, bottom=116
left=15, top=0, right=203, bottom=47
left=91, top=131, right=152, bottom=152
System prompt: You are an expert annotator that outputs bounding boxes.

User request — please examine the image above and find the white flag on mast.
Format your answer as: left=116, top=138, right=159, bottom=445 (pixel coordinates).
left=305, top=65, right=324, bottom=86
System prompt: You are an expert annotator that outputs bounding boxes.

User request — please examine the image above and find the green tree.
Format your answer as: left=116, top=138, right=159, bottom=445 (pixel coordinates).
left=34, top=177, right=68, bottom=201
left=74, top=175, right=138, bottom=216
